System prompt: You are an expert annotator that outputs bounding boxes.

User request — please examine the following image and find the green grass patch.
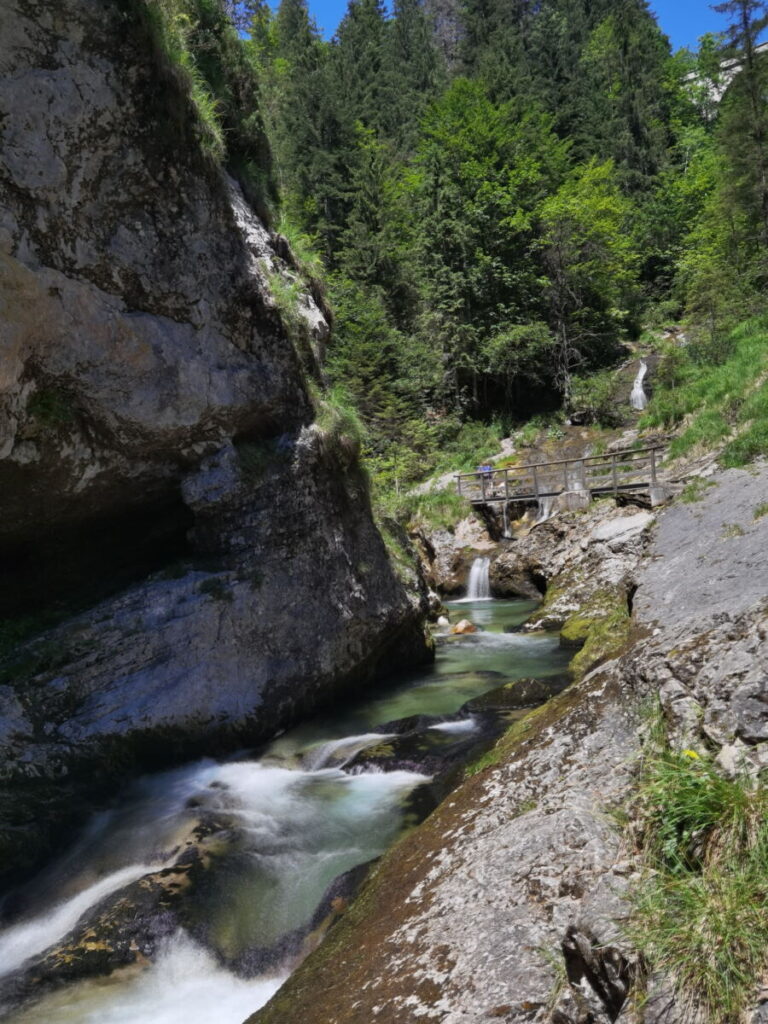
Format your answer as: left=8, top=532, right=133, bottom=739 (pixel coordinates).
left=627, top=718, right=768, bottom=1021
left=377, top=488, right=471, bottom=533
left=641, top=316, right=768, bottom=466
left=140, top=0, right=225, bottom=162
left=753, top=502, right=768, bottom=520
left=680, top=477, right=717, bottom=503
left=311, top=384, right=367, bottom=470
left=276, top=216, right=326, bottom=287
left=721, top=522, right=745, bottom=539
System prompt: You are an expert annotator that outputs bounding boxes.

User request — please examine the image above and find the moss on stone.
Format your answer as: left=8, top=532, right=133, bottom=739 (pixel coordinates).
left=570, top=605, right=631, bottom=679
left=559, top=587, right=631, bottom=680
left=559, top=612, right=593, bottom=649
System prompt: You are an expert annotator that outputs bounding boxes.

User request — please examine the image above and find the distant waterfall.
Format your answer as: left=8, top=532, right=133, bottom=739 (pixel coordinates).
left=502, top=503, right=511, bottom=539
left=467, top=557, right=492, bottom=600
left=535, top=496, right=556, bottom=525
left=631, top=361, right=648, bottom=411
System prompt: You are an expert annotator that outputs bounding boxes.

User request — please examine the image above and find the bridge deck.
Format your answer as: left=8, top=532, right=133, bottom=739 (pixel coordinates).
left=456, top=446, right=663, bottom=504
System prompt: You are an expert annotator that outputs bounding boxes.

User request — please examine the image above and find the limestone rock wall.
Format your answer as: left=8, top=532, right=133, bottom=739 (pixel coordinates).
left=0, top=0, right=430, bottom=884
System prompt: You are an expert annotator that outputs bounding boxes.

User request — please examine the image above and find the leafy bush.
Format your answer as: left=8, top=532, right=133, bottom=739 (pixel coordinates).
left=570, top=368, right=627, bottom=426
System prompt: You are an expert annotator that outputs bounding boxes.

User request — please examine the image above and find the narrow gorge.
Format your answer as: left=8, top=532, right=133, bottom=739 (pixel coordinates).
left=2, top=0, right=768, bottom=1022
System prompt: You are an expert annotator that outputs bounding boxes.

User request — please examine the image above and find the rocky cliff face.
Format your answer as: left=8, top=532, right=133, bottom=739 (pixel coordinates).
left=250, top=464, right=768, bottom=1024
left=0, top=0, right=430, bottom=884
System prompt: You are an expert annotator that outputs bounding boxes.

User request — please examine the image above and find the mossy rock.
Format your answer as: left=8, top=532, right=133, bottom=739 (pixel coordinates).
left=559, top=614, right=593, bottom=649
left=569, top=606, right=631, bottom=679
left=559, top=588, right=631, bottom=680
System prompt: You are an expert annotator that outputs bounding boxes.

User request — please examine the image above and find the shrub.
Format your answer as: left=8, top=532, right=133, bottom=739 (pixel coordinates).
left=570, top=369, right=627, bottom=426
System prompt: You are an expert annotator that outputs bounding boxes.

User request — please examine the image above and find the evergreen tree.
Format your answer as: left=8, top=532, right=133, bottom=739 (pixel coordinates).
left=714, top=0, right=768, bottom=247
left=333, top=0, right=389, bottom=131
left=579, top=2, right=672, bottom=191
left=381, top=0, right=444, bottom=151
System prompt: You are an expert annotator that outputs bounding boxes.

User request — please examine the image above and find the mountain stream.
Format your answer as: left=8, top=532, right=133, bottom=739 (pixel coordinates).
left=0, top=598, right=569, bottom=1024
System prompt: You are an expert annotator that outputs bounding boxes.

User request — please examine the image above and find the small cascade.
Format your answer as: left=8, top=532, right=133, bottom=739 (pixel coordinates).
left=301, top=733, right=392, bottom=771
left=631, top=361, right=648, bottom=411
left=429, top=718, right=477, bottom=735
left=501, top=502, right=511, bottom=540
left=534, top=496, right=556, bottom=525
left=466, top=557, right=492, bottom=601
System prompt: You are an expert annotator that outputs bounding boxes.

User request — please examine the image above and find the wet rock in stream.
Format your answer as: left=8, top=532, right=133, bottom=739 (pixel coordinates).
left=463, top=675, right=572, bottom=712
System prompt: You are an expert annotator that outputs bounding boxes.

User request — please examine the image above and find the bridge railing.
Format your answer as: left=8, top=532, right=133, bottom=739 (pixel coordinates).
left=455, top=446, right=663, bottom=504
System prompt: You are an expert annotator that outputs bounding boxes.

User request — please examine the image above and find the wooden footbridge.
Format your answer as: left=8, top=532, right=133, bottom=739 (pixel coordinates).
left=455, top=446, right=664, bottom=504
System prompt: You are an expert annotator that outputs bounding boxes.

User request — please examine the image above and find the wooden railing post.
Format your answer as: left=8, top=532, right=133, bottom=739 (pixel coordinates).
left=456, top=445, right=663, bottom=504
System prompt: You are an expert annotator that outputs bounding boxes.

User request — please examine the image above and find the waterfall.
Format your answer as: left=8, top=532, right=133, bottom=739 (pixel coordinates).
left=0, top=863, right=163, bottom=979
left=301, top=733, right=392, bottom=771
left=466, top=557, right=492, bottom=600
left=631, top=361, right=648, bottom=411
left=535, top=496, right=556, bottom=525
left=501, top=502, right=511, bottom=539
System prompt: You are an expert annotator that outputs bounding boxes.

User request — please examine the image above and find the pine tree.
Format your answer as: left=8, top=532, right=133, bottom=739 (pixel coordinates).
left=713, top=0, right=768, bottom=245
left=381, top=0, right=444, bottom=151
left=333, top=0, right=389, bottom=131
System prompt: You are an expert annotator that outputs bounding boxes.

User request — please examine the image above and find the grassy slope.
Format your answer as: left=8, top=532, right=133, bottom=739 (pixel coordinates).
left=642, top=316, right=768, bottom=466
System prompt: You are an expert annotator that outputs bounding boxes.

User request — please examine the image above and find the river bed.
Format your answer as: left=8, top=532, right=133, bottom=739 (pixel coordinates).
left=0, top=599, right=568, bottom=1024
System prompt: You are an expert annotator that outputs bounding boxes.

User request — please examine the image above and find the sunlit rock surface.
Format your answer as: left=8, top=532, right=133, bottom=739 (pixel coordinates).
left=250, top=463, right=768, bottom=1024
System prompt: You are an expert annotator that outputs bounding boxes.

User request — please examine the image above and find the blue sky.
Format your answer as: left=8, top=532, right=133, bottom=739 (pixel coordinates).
left=650, top=1, right=726, bottom=51
left=303, top=0, right=728, bottom=47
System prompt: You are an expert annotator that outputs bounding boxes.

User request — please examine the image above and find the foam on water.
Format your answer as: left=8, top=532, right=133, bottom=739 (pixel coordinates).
left=8, top=932, right=287, bottom=1024
left=301, top=732, right=393, bottom=770
left=0, top=597, right=567, bottom=1024
left=0, top=863, right=163, bottom=979
left=429, top=718, right=477, bottom=735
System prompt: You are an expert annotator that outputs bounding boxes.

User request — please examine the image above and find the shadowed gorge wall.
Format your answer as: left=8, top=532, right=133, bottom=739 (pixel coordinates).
left=0, top=0, right=431, bottom=886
